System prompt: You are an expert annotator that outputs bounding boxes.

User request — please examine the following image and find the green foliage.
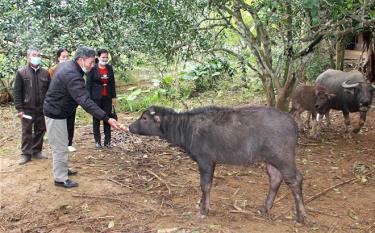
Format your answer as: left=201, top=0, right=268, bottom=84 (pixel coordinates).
left=0, top=0, right=212, bottom=82
left=1, top=0, right=373, bottom=109
left=117, top=88, right=169, bottom=112
left=159, top=74, right=174, bottom=96
left=184, top=58, right=235, bottom=92
left=304, top=45, right=333, bottom=83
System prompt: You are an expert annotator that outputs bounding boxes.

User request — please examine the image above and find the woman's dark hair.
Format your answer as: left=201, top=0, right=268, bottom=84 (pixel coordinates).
left=97, top=49, right=109, bottom=57
left=56, top=48, right=68, bottom=61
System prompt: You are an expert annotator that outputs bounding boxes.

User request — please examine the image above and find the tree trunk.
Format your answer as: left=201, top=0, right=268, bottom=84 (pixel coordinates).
left=276, top=72, right=297, bottom=111
left=275, top=84, right=293, bottom=111
left=276, top=89, right=288, bottom=111
left=336, top=36, right=346, bottom=70
left=260, top=74, right=275, bottom=107
left=173, top=56, right=180, bottom=98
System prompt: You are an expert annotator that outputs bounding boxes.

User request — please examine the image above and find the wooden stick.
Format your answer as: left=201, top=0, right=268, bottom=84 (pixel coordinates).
left=146, top=169, right=171, bottom=195
left=276, top=175, right=364, bottom=219
left=305, top=176, right=358, bottom=204
left=274, top=192, right=289, bottom=204
left=297, top=142, right=320, bottom=146
left=25, top=215, right=114, bottom=231
left=306, top=207, right=341, bottom=218
left=72, top=193, right=161, bottom=213
left=106, top=177, right=148, bottom=195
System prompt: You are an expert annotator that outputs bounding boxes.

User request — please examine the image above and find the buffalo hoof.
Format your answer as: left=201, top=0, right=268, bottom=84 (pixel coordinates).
left=257, top=206, right=268, bottom=216
left=352, top=128, right=361, bottom=134
left=198, top=214, right=208, bottom=219
left=200, top=207, right=209, bottom=217
left=296, top=215, right=305, bottom=225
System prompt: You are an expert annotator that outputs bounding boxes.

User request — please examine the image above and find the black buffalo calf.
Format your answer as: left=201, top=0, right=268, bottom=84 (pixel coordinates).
left=129, top=105, right=306, bottom=223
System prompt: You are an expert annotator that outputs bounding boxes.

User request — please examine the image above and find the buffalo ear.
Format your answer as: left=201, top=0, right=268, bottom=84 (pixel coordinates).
left=328, top=93, right=336, bottom=99
left=153, top=115, right=161, bottom=124
left=314, top=89, right=320, bottom=96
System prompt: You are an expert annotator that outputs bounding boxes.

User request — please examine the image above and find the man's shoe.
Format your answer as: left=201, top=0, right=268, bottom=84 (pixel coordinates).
left=33, top=152, right=48, bottom=159
left=19, top=155, right=31, bottom=165
left=68, top=168, right=78, bottom=176
left=54, top=179, right=78, bottom=188
left=95, top=142, right=102, bottom=149
left=68, top=146, right=76, bottom=152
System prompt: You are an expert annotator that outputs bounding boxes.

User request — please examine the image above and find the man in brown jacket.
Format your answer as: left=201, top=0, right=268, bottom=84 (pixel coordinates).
left=13, top=47, right=51, bottom=165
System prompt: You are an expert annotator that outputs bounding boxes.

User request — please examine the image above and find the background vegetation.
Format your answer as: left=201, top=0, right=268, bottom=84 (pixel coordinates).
left=0, top=0, right=374, bottom=112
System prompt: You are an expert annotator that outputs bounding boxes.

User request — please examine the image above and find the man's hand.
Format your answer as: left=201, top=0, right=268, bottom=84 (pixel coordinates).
left=112, top=98, right=117, bottom=106
left=108, top=118, right=121, bottom=130
left=108, top=118, right=129, bottom=132
left=17, top=112, right=24, bottom=119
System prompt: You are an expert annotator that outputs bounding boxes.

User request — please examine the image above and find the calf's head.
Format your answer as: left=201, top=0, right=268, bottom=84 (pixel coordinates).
left=129, top=107, right=163, bottom=136
left=314, top=86, right=335, bottom=114
left=342, top=81, right=375, bottom=112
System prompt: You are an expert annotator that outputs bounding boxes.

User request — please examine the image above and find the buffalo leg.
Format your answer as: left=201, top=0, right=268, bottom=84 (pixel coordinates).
left=324, top=110, right=331, bottom=128
left=343, top=111, right=350, bottom=133
left=197, top=160, right=216, bottom=217
left=283, top=169, right=306, bottom=224
left=259, top=163, right=283, bottom=215
left=294, top=110, right=304, bottom=130
left=310, top=112, right=319, bottom=138
left=353, top=112, right=366, bottom=133
left=305, top=113, right=311, bottom=129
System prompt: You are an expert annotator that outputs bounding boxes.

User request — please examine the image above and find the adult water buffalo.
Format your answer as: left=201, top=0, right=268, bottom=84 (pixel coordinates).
left=129, top=106, right=306, bottom=223
left=315, top=69, right=375, bottom=133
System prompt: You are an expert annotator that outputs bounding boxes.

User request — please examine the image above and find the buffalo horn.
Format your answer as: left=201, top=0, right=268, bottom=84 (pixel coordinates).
left=341, top=80, right=359, bottom=88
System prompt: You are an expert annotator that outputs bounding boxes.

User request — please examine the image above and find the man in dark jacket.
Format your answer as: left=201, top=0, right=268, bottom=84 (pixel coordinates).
left=44, top=46, right=124, bottom=188
left=14, top=47, right=51, bottom=165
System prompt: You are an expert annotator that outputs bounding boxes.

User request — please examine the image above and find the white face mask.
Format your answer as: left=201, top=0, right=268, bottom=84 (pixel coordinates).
left=81, top=66, right=88, bottom=73
left=30, top=56, right=42, bottom=66
left=59, top=59, right=68, bottom=63
left=80, top=58, right=88, bottom=73
left=99, top=60, right=108, bottom=66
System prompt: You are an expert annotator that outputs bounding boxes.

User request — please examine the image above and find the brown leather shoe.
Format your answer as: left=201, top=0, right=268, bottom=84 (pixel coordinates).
left=19, top=155, right=31, bottom=165
left=33, top=152, right=48, bottom=159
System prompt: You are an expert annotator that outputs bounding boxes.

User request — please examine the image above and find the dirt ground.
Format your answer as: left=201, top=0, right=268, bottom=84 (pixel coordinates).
left=0, top=104, right=374, bottom=233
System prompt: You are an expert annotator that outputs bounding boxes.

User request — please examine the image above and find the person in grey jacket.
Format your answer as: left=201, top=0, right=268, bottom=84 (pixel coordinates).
left=44, top=46, right=125, bottom=188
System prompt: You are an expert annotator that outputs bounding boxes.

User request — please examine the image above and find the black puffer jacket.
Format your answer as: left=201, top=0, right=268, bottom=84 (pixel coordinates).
left=86, top=63, right=116, bottom=100
left=43, top=60, right=109, bottom=122
left=13, top=65, right=50, bottom=114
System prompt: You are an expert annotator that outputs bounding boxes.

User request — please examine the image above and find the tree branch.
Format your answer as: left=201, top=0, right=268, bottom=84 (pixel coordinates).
left=293, top=35, right=324, bottom=59
left=209, top=47, right=260, bottom=74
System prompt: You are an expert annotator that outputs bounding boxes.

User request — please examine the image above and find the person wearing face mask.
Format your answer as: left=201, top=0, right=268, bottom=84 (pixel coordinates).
left=13, top=47, right=51, bottom=165
left=49, top=48, right=69, bottom=78
left=43, top=46, right=126, bottom=188
left=48, top=48, right=77, bottom=153
left=86, top=49, right=117, bottom=149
